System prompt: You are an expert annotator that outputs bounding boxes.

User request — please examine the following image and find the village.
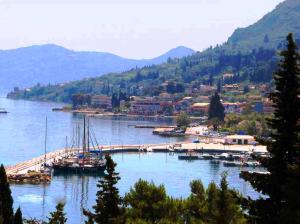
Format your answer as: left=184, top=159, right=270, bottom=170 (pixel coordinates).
left=69, top=73, right=274, bottom=118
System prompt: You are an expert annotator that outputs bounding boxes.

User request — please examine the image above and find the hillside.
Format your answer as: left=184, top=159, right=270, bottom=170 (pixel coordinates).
left=226, top=0, right=300, bottom=52
left=0, top=45, right=194, bottom=93
left=7, top=0, right=300, bottom=102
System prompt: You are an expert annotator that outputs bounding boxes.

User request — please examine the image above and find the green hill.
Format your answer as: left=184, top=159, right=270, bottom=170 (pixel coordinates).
left=226, top=0, right=300, bottom=52
left=7, top=0, right=300, bottom=102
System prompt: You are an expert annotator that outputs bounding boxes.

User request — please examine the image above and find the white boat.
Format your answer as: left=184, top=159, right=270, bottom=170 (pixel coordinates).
left=0, top=108, right=8, bottom=114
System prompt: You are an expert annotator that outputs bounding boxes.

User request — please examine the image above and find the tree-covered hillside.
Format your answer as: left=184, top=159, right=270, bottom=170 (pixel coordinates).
left=7, top=0, right=300, bottom=102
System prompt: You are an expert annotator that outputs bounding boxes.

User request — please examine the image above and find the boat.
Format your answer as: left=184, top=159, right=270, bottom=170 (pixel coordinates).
left=223, top=161, right=243, bottom=167
left=200, top=154, right=215, bottom=160
left=178, top=150, right=198, bottom=160
left=0, top=108, right=8, bottom=114
left=52, top=116, right=106, bottom=174
left=178, top=155, right=199, bottom=160
left=244, top=161, right=261, bottom=167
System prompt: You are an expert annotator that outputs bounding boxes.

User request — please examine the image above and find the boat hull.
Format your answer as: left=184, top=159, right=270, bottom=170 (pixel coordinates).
left=52, top=165, right=105, bottom=174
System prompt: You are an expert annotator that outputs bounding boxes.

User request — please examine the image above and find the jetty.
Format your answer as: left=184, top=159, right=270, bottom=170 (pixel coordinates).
left=5, top=142, right=267, bottom=175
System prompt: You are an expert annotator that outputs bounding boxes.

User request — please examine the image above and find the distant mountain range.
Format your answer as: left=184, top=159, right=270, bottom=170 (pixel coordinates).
left=6, top=0, right=300, bottom=102
left=0, top=45, right=194, bottom=93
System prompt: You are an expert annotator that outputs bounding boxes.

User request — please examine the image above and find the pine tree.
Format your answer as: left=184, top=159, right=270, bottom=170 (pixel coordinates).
left=84, top=155, right=124, bottom=224
left=14, top=207, right=23, bottom=224
left=0, top=164, right=14, bottom=224
left=186, top=180, right=206, bottom=222
left=215, top=173, right=246, bottom=224
left=205, top=182, right=218, bottom=222
left=47, top=203, right=67, bottom=224
left=208, top=92, right=225, bottom=130
left=241, top=33, right=300, bottom=223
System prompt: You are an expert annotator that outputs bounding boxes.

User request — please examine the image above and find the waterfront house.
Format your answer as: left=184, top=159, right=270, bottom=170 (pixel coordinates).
left=224, top=135, right=256, bottom=145
left=91, top=95, right=112, bottom=110
left=130, top=97, right=161, bottom=115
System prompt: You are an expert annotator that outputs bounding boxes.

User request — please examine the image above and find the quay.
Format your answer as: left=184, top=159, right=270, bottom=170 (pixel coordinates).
left=132, top=125, right=176, bottom=129
left=5, top=142, right=267, bottom=175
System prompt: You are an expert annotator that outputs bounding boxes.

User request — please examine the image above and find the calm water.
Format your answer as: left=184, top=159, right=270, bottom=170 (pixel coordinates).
left=0, top=98, right=259, bottom=223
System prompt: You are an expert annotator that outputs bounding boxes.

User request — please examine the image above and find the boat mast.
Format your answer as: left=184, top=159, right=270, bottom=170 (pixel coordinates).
left=44, top=117, right=48, bottom=166
left=87, top=117, right=90, bottom=153
left=83, top=116, right=86, bottom=157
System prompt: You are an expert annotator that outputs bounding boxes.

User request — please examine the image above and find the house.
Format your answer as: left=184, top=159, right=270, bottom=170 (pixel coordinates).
left=223, top=84, right=239, bottom=92
left=224, top=135, right=256, bottom=145
left=189, top=102, right=209, bottom=115
left=197, top=85, right=217, bottom=95
left=91, top=95, right=112, bottom=110
left=174, top=97, right=193, bottom=112
left=222, top=73, right=234, bottom=80
left=263, top=100, right=275, bottom=113
left=130, top=98, right=161, bottom=115
left=222, top=102, right=245, bottom=114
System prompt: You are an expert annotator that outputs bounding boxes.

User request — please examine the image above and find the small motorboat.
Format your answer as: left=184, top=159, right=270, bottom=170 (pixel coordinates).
left=0, top=108, right=8, bottom=114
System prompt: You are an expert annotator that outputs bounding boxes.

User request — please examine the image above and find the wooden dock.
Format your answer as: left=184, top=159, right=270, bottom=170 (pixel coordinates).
left=5, top=142, right=267, bottom=175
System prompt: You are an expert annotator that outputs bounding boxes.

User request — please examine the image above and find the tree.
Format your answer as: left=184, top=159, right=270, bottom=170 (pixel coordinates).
left=205, top=182, right=218, bottom=222
left=208, top=92, right=225, bottom=130
left=241, top=33, right=300, bottom=223
left=124, top=179, right=185, bottom=223
left=186, top=180, right=206, bottom=222
left=84, top=155, right=124, bottom=224
left=216, top=173, right=246, bottom=224
left=175, top=112, right=191, bottom=130
left=14, top=207, right=23, bottom=224
left=47, top=203, right=67, bottom=224
left=0, top=164, right=14, bottom=224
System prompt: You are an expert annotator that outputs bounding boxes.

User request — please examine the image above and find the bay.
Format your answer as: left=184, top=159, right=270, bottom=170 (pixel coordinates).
left=0, top=97, right=259, bottom=223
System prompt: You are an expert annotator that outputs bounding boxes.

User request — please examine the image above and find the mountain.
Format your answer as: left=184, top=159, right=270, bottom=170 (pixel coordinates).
left=7, top=0, right=300, bottom=102
left=0, top=45, right=194, bottom=93
left=226, top=0, right=300, bottom=52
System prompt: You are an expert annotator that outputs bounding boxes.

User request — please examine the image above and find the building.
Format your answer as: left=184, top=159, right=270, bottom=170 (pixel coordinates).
left=222, top=73, right=234, bottom=80
left=223, top=84, right=239, bottom=92
left=263, top=100, right=275, bottom=113
left=189, top=102, right=209, bottom=115
left=130, top=98, right=161, bottom=115
left=91, top=95, right=112, bottom=110
left=224, top=135, right=256, bottom=145
left=222, top=102, right=245, bottom=114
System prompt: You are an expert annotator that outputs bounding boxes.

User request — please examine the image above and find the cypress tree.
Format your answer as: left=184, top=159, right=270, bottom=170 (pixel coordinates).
left=0, top=164, right=14, bottom=224
left=208, top=92, right=225, bottom=130
left=13, top=207, right=23, bottom=224
left=84, top=155, right=124, bottom=224
left=47, top=203, right=67, bottom=224
left=241, top=33, right=300, bottom=223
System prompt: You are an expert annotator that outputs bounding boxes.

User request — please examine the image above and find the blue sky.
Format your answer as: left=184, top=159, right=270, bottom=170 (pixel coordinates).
left=0, top=0, right=284, bottom=58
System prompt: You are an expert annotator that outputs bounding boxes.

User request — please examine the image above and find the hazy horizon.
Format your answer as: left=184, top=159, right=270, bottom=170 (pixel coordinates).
left=0, top=0, right=284, bottom=59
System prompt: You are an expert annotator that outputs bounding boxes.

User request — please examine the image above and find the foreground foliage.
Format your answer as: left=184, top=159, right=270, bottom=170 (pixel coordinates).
left=241, top=33, right=300, bottom=223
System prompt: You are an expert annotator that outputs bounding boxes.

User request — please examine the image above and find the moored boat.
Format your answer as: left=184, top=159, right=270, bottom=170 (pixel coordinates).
left=52, top=116, right=106, bottom=174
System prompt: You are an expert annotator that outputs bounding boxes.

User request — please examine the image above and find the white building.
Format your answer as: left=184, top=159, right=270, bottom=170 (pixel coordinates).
left=224, top=135, right=256, bottom=145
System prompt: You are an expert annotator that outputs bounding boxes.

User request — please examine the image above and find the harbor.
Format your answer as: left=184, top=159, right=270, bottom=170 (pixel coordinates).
left=5, top=141, right=267, bottom=176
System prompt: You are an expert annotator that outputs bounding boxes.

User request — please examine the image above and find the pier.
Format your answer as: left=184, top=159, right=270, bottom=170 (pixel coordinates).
left=5, top=142, right=267, bottom=175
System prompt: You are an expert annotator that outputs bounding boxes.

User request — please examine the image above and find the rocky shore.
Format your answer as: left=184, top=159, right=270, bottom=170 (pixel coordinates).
left=8, top=170, right=51, bottom=184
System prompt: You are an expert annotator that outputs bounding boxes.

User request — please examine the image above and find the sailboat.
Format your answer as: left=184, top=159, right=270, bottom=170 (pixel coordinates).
left=52, top=116, right=106, bottom=174
left=41, top=117, right=52, bottom=174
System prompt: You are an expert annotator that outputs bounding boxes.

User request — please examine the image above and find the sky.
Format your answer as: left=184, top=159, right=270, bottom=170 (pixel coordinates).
left=0, top=0, right=285, bottom=59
